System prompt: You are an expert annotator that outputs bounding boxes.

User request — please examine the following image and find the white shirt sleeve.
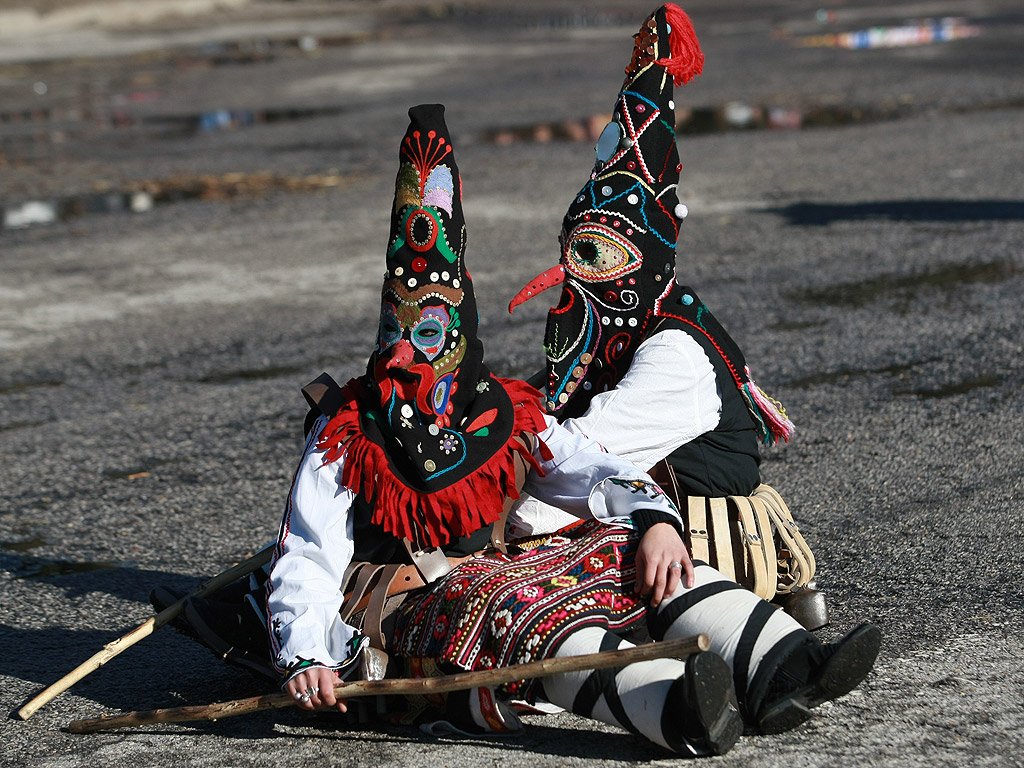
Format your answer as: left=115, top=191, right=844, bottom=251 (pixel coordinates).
left=267, top=401, right=686, bottom=671
left=508, top=330, right=720, bottom=537
left=562, top=329, right=721, bottom=470
left=266, top=415, right=364, bottom=680
left=522, top=413, right=682, bottom=529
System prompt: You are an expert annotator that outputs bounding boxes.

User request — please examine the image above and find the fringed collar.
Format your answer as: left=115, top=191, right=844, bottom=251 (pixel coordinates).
left=317, top=377, right=550, bottom=549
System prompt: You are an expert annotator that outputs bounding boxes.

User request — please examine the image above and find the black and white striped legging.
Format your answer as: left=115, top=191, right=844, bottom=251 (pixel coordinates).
left=541, top=562, right=809, bottom=754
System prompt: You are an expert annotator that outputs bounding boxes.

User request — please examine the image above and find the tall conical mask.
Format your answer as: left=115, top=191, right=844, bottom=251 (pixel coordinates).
left=509, top=4, right=704, bottom=418
left=315, top=104, right=550, bottom=550
left=373, top=103, right=483, bottom=435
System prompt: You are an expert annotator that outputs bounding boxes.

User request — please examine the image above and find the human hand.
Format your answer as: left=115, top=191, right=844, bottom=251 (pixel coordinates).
left=634, top=522, right=694, bottom=607
left=285, top=666, right=347, bottom=712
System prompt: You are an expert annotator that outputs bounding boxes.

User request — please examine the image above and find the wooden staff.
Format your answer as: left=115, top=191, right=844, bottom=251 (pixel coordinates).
left=17, top=547, right=274, bottom=721
left=67, top=633, right=710, bottom=734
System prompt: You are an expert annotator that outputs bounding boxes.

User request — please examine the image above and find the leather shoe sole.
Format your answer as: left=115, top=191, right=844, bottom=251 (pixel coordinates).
left=676, top=651, right=744, bottom=755
left=757, top=622, right=881, bottom=735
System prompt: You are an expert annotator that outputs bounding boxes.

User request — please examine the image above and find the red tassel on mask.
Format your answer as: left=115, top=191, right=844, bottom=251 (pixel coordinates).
left=655, top=4, right=704, bottom=86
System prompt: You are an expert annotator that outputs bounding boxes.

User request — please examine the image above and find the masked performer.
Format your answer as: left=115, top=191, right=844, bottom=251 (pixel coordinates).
left=504, top=5, right=827, bottom=629
left=158, top=102, right=878, bottom=756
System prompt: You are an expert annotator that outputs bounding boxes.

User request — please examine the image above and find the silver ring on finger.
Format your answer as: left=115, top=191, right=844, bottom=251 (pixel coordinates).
left=300, top=693, right=311, bottom=702
left=293, top=692, right=304, bottom=700
left=669, top=561, right=684, bottom=571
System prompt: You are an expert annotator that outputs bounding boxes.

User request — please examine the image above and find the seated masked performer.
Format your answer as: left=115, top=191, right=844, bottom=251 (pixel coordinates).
left=506, top=5, right=825, bottom=625
left=157, top=103, right=878, bottom=756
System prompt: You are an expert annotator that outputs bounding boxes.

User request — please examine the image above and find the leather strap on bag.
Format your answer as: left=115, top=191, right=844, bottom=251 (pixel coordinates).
left=730, top=495, right=772, bottom=599
left=363, top=564, right=404, bottom=650
left=340, top=563, right=387, bottom=623
left=301, top=372, right=347, bottom=434
left=650, top=459, right=816, bottom=600
left=686, top=496, right=711, bottom=564
left=403, top=542, right=457, bottom=584
left=752, top=484, right=815, bottom=595
left=341, top=553, right=476, bottom=619
left=707, top=497, right=735, bottom=581
left=745, top=494, right=779, bottom=589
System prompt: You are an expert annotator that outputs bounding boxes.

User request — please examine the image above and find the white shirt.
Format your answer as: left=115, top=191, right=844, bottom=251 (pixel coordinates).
left=507, top=329, right=722, bottom=537
left=266, top=411, right=682, bottom=680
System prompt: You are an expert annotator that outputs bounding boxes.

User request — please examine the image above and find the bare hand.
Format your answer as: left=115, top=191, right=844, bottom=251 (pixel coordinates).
left=285, top=666, right=347, bottom=712
left=634, top=522, right=694, bottom=607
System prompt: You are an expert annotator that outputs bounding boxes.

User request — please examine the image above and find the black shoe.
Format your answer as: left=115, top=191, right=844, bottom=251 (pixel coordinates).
left=666, top=651, right=744, bottom=756
left=756, top=622, right=881, bottom=735
left=181, top=595, right=277, bottom=680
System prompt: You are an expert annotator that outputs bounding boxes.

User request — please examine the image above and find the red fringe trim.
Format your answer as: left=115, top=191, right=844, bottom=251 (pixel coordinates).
left=655, top=4, right=705, bottom=86
left=316, top=377, right=549, bottom=550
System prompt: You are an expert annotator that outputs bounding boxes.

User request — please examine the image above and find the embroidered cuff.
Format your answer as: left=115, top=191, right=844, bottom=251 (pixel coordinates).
left=632, top=507, right=684, bottom=538
left=278, top=634, right=369, bottom=687
left=589, top=476, right=679, bottom=522
left=280, top=660, right=333, bottom=689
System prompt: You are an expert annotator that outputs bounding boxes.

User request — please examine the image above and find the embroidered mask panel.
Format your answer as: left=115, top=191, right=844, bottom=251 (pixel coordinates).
left=510, top=6, right=698, bottom=418
left=362, top=104, right=511, bottom=492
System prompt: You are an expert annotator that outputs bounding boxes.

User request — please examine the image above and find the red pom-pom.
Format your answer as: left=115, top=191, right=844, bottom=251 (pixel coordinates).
left=655, top=4, right=704, bottom=86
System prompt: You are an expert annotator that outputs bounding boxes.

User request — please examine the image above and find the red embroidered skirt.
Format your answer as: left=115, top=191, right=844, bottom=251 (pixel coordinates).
left=390, top=520, right=645, bottom=696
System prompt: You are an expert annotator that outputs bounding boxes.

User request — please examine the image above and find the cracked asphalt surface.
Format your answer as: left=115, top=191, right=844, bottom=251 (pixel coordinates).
left=1, top=1, right=1022, bottom=766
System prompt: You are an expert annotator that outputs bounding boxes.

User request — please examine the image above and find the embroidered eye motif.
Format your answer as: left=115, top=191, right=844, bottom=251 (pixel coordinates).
left=406, top=208, right=439, bottom=252
left=566, top=230, right=639, bottom=281
left=411, top=306, right=450, bottom=360
left=379, top=304, right=402, bottom=350
left=379, top=302, right=450, bottom=360
left=412, top=317, right=445, bottom=358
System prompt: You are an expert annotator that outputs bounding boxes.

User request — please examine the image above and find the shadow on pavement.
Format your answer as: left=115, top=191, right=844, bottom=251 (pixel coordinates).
left=771, top=200, right=1024, bottom=225
left=1, top=557, right=199, bottom=601
left=272, top=715, right=669, bottom=761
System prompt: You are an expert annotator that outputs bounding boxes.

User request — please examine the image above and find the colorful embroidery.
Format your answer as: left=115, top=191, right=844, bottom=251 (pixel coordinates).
left=316, top=105, right=555, bottom=549
left=505, top=6, right=793, bottom=443
left=508, top=7, right=700, bottom=419
left=277, top=632, right=367, bottom=678
left=317, top=377, right=547, bottom=549
left=391, top=520, right=646, bottom=699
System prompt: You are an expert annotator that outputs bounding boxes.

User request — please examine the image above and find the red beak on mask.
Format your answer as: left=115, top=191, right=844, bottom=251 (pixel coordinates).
left=508, top=264, right=565, bottom=313
left=374, top=339, right=437, bottom=415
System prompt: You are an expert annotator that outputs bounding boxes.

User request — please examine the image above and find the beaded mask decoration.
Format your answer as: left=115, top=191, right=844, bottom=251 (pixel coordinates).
left=509, top=4, right=703, bottom=419
left=317, top=105, right=546, bottom=549
left=377, top=103, right=482, bottom=441
left=509, top=6, right=793, bottom=445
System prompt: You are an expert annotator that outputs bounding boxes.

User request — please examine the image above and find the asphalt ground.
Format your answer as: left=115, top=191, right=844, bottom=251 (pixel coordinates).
left=1, top=1, right=1023, bottom=766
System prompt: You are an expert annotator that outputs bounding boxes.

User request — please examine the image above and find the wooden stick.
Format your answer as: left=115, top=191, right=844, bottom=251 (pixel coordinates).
left=17, top=548, right=274, bottom=721
left=67, top=633, right=709, bottom=734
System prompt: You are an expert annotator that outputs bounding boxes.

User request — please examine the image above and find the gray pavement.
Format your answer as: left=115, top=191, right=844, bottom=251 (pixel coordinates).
left=1, top=1, right=1023, bottom=766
